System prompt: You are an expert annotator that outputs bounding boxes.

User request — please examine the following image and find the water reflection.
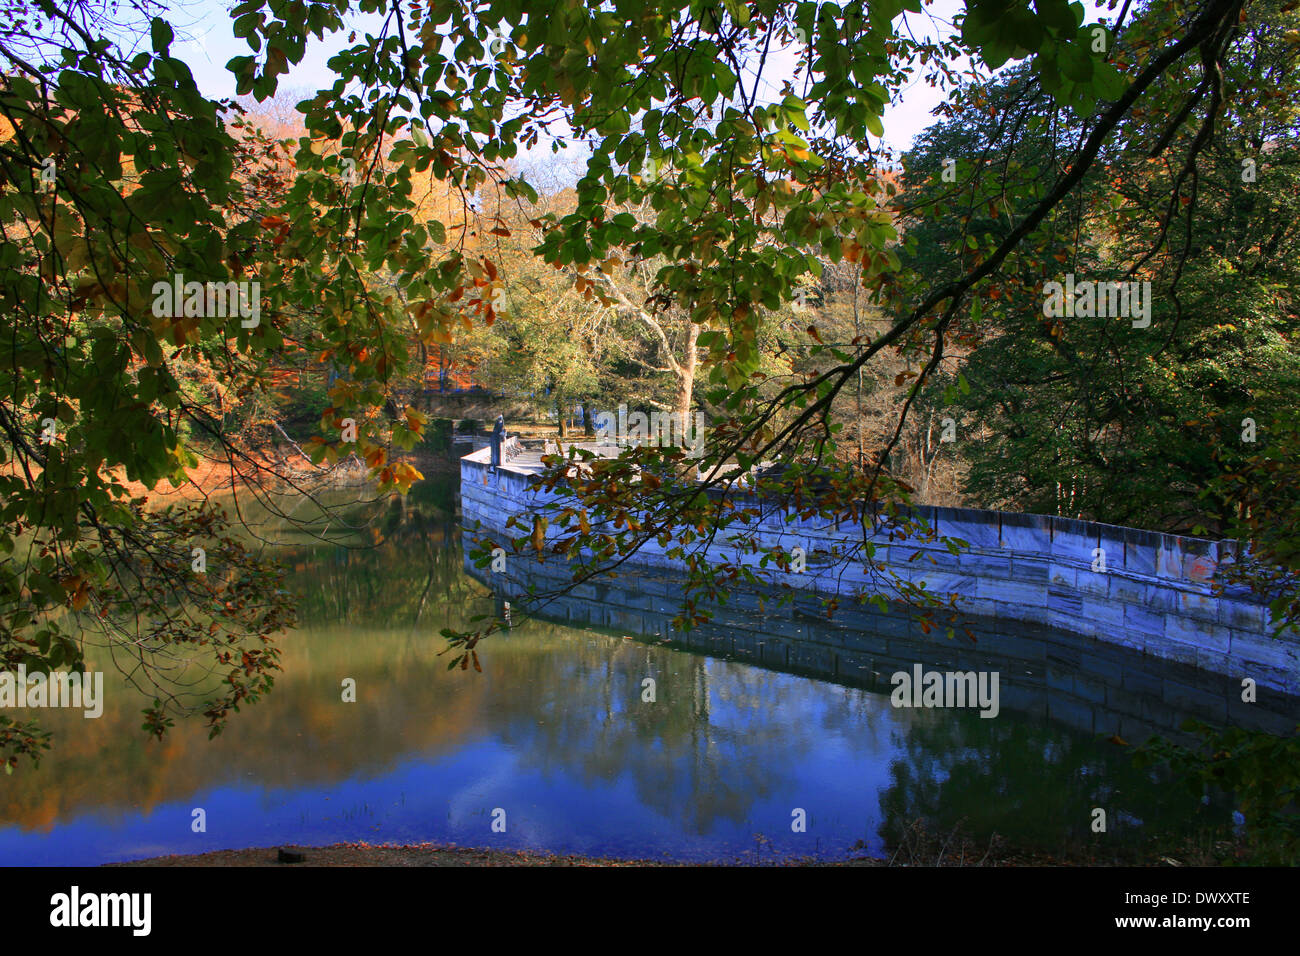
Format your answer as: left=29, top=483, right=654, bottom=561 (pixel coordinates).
left=0, top=491, right=1266, bottom=864
left=468, top=531, right=1300, bottom=743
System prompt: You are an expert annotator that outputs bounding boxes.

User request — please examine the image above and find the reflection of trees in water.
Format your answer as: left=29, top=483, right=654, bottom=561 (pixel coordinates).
left=809, top=683, right=893, bottom=755
left=480, top=620, right=882, bottom=835
left=6, top=534, right=886, bottom=840
left=287, top=503, right=480, bottom=630
left=3, top=499, right=1222, bottom=854
left=877, top=709, right=1215, bottom=851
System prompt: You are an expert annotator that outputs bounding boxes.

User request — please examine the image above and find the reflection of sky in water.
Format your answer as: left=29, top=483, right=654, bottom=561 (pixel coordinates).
left=0, top=518, right=1226, bottom=865
left=0, top=659, right=910, bottom=865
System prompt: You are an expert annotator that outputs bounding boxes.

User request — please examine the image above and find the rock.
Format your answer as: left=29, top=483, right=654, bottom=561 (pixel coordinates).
left=277, top=847, right=307, bottom=864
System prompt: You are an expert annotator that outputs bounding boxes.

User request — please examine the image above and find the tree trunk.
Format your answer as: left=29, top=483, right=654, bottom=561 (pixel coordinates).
left=675, top=321, right=699, bottom=423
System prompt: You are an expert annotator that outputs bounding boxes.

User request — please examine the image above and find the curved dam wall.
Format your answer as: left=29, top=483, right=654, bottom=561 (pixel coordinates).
left=462, top=537, right=1300, bottom=741
left=460, top=448, right=1299, bottom=695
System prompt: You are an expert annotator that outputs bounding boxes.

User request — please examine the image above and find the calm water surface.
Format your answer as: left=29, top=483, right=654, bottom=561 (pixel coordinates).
left=0, top=487, right=1251, bottom=864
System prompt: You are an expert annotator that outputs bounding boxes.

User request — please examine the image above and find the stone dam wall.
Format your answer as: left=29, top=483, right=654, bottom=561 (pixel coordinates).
left=460, top=448, right=1300, bottom=695
left=463, top=541, right=1300, bottom=740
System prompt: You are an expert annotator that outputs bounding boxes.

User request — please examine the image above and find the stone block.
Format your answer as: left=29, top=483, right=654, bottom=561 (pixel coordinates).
left=1245, top=663, right=1297, bottom=694
left=1050, top=517, right=1101, bottom=564
left=861, top=610, right=912, bottom=641
left=1195, top=647, right=1235, bottom=680
left=1218, top=599, right=1264, bottom=632
left=1231, top=704, right=1300, bottom=736
left=1231, top=632, right=1300, bottom=672
left=1080, top=595, right=1128, bottom=632
left=1107, top=574, right=1148, bottom=605
left=1047, top=562, right=1079, bottom=590
left=1047, top=612, right=1092, bottom=640
left=1098, top=526, right=1128, bottom=567
left=789, top=643, right=836, bottom=675
left=1155, top=534, right=1189, bottom=581
left=1009, top=557, right=1049, bottom=584
left=1141, top=584, right=1181, bottom=614
left=999, top=511, right=1053, bottom=554
left=912, top=571, right=979, bottom=598
left=1138, top=694, right=1184, bottom=732
left=1186, top=552, right=1219, bottom=587
left=1122, top=526, right=1162, bottom=576
left=1075, top=568, right=1112, bottom=598
left=835, top=650, right=879, bottom=683
left=1123, top=603, right=1165, bottom=643
left=1151, top=638, right=1200, bottom=669
left=965, top=552, right=1013, bottom=578
left=994, top=599, right=1051, bottom=627
left=1163, top=614, right=1232, bottom=655
left=937, top=508, right=1003, bottom=549
left=1047, top=586, right=1083, bottom=617
left=977, top=577, right=1047, bottom=608
left=1176, top=588, right=1220, bottom=625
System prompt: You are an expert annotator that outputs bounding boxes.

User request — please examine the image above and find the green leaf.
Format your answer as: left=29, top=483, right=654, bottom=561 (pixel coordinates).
left=150, top=17, right=174, bottom=54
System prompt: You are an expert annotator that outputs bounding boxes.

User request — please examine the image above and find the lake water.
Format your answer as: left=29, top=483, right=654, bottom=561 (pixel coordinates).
left=0, top=485, right=1287, bottom=864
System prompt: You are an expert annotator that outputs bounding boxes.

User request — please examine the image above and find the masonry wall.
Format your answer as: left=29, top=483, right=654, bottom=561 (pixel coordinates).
left=465, top=541, right=1300, bottom=740
left=460, top=449, right=1299, bottom=694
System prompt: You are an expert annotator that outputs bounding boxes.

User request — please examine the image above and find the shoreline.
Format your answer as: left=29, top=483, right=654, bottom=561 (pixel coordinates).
left=105, top=836, right=1229, bottom=867
left=108, top=842, right=883, bottom=867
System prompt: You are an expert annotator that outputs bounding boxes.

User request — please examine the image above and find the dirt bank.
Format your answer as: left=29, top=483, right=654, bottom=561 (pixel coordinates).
left=110, top=842, right=885, bottom=867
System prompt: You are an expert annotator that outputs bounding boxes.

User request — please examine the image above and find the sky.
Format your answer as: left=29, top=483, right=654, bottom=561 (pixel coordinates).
left=164, top=0, right=1124, bottom=178
left=168, top=0, right=971, bottom=157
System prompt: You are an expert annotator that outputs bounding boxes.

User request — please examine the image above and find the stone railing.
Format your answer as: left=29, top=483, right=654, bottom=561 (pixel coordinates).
left=459, top=448, right=1298, bottom=693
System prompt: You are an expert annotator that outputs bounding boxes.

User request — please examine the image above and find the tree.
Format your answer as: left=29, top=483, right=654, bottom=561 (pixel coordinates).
left=3, top=0, right=1285, bottom=770
left=0, top=0, right=310, bottom=768
left=901, top=4, right=1300, bottom=531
